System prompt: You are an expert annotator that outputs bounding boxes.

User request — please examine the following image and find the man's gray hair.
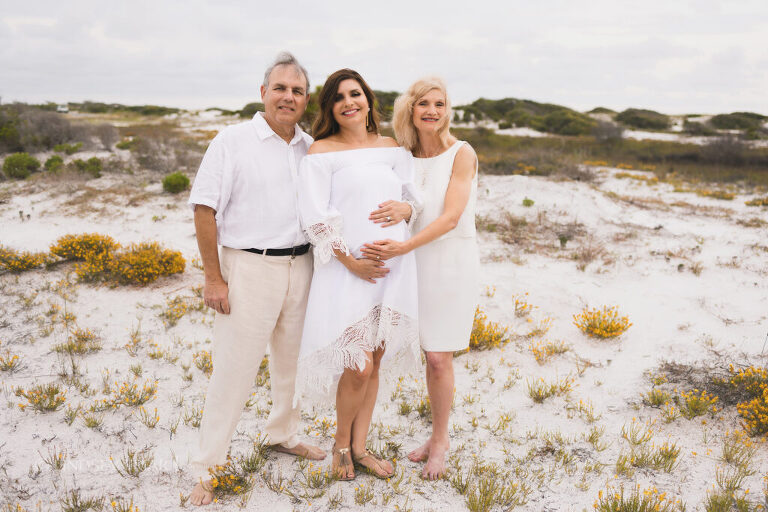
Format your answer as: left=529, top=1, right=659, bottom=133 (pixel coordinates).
left=263, top=52, right=310, bottom=93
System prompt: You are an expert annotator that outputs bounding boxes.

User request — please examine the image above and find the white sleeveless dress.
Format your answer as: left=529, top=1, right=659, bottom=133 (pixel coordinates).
left=412, top=141, right=479, bottom=352
left=294, top=147, right=422, bottom=403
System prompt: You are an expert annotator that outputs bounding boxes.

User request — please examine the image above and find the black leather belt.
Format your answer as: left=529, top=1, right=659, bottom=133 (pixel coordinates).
left=242, top=244, right=310, bottom=257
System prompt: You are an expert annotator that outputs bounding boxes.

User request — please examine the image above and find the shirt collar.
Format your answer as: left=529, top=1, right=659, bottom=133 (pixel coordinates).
left=252, top=112, right=308, bottom=146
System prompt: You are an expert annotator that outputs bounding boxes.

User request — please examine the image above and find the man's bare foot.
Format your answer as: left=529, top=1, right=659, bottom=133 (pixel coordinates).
left=271, top=442, right=326, bottom=460
left=421, top=442, right=449, bottom=480
left=407, top=439, right=431, bottom=463
left=190, top=480, right=214, bottom=506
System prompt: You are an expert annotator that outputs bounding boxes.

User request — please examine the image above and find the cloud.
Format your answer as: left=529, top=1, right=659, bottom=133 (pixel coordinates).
left=0, top=0, right=766, bottom=113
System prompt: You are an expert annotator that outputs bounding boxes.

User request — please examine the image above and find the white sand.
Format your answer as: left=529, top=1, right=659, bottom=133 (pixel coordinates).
left=1, top=156, right=768, bottom=510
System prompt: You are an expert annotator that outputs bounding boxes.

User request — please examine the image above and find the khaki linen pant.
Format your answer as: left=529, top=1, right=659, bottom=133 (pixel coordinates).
left=190, top=247, right=312, bottom=480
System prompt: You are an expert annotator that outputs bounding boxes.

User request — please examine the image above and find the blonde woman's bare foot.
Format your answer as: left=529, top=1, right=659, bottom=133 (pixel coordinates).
left=422, top=442, right=449, bottom=480
left=271, top=442, right=326, bottom=460
left=190, top=480, right=214, bottom=506
left=407, top=439, right=431, bottom=462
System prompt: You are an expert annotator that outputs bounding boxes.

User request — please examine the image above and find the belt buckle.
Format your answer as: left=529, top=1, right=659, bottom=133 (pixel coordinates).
left=291, top=246, right=297, bottom=260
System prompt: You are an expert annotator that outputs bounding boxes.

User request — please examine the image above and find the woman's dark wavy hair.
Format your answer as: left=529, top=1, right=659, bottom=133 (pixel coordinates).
left=312, top=68, right=380, bottom=140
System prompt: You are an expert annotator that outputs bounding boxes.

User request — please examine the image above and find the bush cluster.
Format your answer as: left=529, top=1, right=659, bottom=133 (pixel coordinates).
left=682, top=120, right=716, bottom=136
left=725, top=366, right=768, bottom=436
left=49, top=233, right=184, bottom=285
left=238, top=102, right=265, bottom=118
left=15, top=383, right=67, bottom=412
left=456, top=97, right=596, bottom=135
left=573, top=305, right=632, bottom=339
left=0, top=246, right=53, bottom=272
left=71, top=157, right=103, bottom=178
left=455, top=127, right=768, bottom=186
left=3, top=152, right=40, bottom=179
left=615, top=109, right=670, bottom=130
left=116, top=138, right=137, bottom=150
left=68, top=101, right=180, bottom=116
left=110, top=242, right=186, bottom=285
left=745, top=197, right=768, bottom=207
left=53, top=142, right=82, bottom=155
left=466, top=306, right=510, bottom=351
left=50, top=233, right=120, bottom=261
left=1, top=104, right=87, bottom=153
left=709, top=112, right=766, bottom=131
left=44, top=155, right=64, bottom=172
left=539, top=109, right=596, bottom=136
left=162, top=171, right=190, bottom=193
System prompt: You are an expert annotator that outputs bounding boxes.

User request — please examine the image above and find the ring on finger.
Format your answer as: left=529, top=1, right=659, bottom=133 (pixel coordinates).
left=386, top=216, right=391, bottom=222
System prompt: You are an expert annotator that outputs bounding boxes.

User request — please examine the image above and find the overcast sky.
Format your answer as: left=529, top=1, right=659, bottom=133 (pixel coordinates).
left=1, top=0, right=767, bottom=114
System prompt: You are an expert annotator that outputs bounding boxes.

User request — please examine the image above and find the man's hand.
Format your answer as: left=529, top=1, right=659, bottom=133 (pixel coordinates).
left=204, top=278, right=230, bottom=314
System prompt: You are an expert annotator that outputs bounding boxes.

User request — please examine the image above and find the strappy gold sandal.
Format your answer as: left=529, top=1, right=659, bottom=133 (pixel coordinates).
left=353, top=449, right=395, bottom=479
left=332, top=445, right=355, bottom=481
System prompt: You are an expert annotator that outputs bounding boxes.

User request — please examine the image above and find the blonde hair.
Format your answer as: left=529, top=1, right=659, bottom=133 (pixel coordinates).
left=392, top=77, right=452, bottom=152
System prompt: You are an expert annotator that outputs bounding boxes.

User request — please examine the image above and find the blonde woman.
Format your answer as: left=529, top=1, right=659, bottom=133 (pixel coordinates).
left=361, top=77, right=479, bottom=480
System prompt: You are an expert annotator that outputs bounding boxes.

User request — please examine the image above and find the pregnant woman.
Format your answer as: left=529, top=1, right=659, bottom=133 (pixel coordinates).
left=361, top=76, right=479, bottom=480
left=295, top=69, right=422, bottom=480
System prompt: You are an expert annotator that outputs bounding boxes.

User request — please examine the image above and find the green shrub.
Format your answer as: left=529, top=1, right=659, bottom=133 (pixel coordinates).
left=3, top=152, right=40, bottom=179
left=683, top=120, right=716, bottom=136
left=522, top=197, right=535, bottom=207
left=116, top=138, right=137, bottom=150
left=72, top=157, right=102, bottom=178
left=588, top=107, right=617, bottom=115
left=710, top=112, right=766, bottom=131
left=53, top=142, right=82, bottom=155
left=238, top=102, right=265, bottom=118
left=162, top=171, right=190, bottom=193
left=615, top=109, right=670, bottom=130
left=539, top=109, right=596, bottom=136
left=0, top=117, right=21, bottom=153
left=44, top=155, right=64, bottom=172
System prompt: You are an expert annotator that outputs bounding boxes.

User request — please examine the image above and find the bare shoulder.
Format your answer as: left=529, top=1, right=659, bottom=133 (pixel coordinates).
left=307, top=138, right=337, bottom=155
left=455, top=143, right=477, bottom=166
left=378, top=135, right=400, bottom=148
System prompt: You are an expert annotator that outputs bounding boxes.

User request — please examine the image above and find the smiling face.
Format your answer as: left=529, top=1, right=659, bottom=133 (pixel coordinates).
left=412, top=88, right=447, bottom=134
left=332, top=78, right=369, bottom=130
left=260, top=64, right=308, bottom=130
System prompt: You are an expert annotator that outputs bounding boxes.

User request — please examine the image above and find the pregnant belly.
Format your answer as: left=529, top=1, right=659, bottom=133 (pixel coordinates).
left=346, top=220, right=407, bottom=257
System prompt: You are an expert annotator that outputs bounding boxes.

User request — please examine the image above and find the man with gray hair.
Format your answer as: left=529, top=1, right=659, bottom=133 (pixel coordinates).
left=188, top=52, right=324, bottom=506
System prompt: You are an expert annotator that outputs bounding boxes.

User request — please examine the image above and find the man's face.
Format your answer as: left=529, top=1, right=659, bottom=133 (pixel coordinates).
left=260, top=65, right=308, bottom=129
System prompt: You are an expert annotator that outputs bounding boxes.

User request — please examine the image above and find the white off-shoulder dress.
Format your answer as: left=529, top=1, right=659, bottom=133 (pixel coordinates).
left=294, top=147, right=422, bottom=403
left=412, top=140, right=479, bottom=352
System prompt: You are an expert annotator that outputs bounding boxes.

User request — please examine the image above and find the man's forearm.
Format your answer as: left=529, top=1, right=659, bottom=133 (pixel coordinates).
left=193, top=205, right=224, bottom=283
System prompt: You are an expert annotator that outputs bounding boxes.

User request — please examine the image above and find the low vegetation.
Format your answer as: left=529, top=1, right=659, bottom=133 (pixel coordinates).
left=3, top=152, right=39, bottom=179
left=466, top=306, right=510, bottom=351
left=615, top=108, right=670, bottom=130
left=573, top=306, right=632, bottom=339
left=162, top=171, right=190, bottom=193
left=456, top=128, right=768, bottom=186
left=5, top=233, right=185, bottom=286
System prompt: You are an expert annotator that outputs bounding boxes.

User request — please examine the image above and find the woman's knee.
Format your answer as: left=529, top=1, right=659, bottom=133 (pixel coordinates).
left=425, top=352, right=453, bottom=374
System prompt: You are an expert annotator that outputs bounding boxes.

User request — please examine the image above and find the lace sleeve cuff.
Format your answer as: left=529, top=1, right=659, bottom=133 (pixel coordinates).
left=305, top=217, right=349, bottom=264
left=405, top=200, right=422, bottom=226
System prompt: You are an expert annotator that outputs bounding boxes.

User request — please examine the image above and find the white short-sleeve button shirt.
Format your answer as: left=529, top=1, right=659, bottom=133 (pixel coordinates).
left=188, top=113, right=313, bottom=250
